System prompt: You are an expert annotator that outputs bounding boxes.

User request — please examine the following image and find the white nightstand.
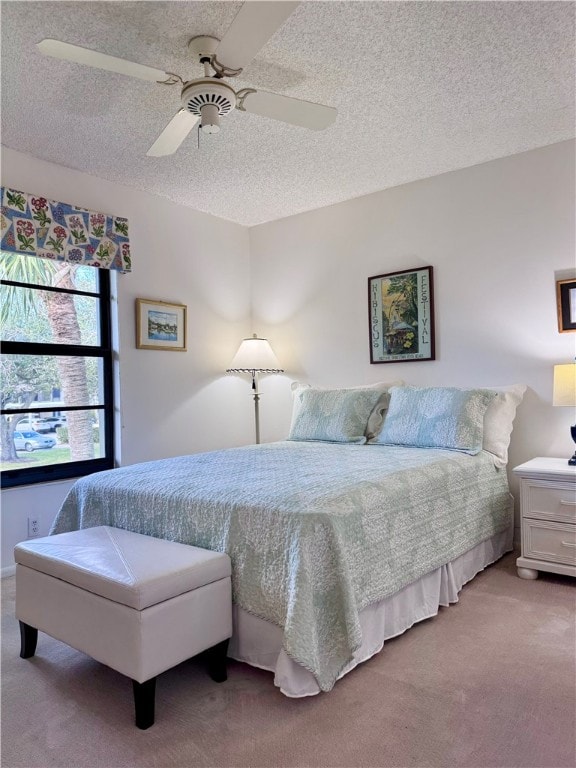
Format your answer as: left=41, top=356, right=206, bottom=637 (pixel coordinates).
left=513, top=458, right=576, bottom=579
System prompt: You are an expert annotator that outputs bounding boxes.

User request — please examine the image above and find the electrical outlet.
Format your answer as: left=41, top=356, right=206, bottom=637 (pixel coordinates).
left=27, top=517, right=40, bottom=538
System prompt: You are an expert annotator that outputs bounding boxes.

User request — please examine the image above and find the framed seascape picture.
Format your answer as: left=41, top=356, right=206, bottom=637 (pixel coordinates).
left=135, top=299, right=187, bottom=351
left=556, top=278, right=576, bottom=333
left=368, top=266, right=435, bottom=363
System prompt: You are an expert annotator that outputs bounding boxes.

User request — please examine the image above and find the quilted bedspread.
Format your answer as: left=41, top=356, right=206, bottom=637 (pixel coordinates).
left=51, top=441, right=512, bottom=691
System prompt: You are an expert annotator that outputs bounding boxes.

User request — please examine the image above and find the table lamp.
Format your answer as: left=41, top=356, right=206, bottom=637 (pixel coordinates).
left=227, top=334, right=283, bottom=444
left=553, top=362, right=576, bottom=465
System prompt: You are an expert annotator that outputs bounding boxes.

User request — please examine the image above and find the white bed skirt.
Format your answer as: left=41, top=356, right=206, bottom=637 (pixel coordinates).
left=228, top=526, right=513, bottom=697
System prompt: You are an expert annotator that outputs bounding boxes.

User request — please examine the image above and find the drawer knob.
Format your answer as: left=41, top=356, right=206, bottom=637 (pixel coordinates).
left=559, top=500, right=576, bottom=507
left=561, top=541, right=576, bottom=548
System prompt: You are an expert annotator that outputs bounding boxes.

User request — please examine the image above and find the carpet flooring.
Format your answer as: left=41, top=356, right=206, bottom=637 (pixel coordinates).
left=1, top=552, right=575, bottom=768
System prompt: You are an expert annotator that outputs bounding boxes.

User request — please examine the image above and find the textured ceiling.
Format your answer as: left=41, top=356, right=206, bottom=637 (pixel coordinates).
left=1, top=1, right=574, bottom=226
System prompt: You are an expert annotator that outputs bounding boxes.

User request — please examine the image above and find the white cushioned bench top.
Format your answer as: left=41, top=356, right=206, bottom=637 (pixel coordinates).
left=14, top=526, right=231, bottom=610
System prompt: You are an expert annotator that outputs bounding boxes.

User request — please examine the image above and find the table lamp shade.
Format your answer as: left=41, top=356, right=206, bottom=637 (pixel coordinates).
left=553, top=363, right=576, bottom=407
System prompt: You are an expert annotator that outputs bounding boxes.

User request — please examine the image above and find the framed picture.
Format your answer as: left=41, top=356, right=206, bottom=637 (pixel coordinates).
left=368, top=266, right=435, bottom=363
left=556, top=278, right=576, bottom=333
left=135, top=299, right=187, bottom=351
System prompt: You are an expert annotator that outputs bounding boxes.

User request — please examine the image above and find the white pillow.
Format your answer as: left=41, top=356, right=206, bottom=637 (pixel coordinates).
left=365, top=391, right=392, bottom=441
left=481, top=384, right=527, bottom=466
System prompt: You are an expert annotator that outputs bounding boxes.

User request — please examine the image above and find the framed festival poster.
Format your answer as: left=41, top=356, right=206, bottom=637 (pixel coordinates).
left=368, top=266, right=435, bottom=363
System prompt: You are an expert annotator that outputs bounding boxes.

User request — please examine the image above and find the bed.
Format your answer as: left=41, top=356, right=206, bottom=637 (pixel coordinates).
left=50, top=383, right=524, bottom=697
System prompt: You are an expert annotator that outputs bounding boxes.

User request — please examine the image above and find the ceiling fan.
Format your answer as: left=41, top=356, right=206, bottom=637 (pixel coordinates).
left=36, top=1, right=337, bottom=157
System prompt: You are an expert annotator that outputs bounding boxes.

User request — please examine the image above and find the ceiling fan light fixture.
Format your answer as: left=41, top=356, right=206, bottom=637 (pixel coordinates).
left=200, top=103, right=221, bottom=134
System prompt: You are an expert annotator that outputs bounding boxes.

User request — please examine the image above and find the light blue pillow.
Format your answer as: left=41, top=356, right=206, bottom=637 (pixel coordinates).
left=372, top=386, right=496, bottom=454
left=288, top=388, right=385, bottom=444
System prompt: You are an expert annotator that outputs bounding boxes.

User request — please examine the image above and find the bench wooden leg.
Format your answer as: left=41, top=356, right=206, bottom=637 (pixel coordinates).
left=19, top=621, right=38, bottom=659
left=133, top=677, right=156, bottom=730
left=207, top=638, right=229, bottom=683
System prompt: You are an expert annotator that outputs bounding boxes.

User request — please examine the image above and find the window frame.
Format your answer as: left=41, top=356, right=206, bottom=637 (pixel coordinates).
left=1, top=268, right=115, bottom=488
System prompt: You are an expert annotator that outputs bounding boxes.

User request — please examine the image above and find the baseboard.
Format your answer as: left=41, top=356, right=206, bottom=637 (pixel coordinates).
left=1, top=565, right=16, bottom=579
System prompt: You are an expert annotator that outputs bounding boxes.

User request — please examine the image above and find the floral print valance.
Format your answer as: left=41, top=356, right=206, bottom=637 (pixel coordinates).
left=0, top=186, right=131, bottom=272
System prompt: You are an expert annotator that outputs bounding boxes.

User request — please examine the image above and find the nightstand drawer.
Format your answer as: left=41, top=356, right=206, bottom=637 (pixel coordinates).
left=522, top=520, right=576, bottom=566
left=522, top=481, right=576, bottom=524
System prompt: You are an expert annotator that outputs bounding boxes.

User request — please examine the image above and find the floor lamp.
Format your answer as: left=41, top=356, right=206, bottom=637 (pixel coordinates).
left=227, top=334, right=284, bottom=444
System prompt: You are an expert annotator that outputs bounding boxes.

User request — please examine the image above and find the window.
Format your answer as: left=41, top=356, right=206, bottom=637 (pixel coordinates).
left=1, top=254, right=114, bottom=487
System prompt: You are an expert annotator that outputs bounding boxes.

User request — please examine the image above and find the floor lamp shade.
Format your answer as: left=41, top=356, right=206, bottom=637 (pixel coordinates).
left=226, top=334, right=284, bottom=444
left=227, top=335, right=283, bottom=374
left=553, top=362, right=576, bottom=465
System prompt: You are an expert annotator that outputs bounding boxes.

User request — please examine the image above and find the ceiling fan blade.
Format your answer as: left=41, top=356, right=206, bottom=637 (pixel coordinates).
left=215, top=1, right=300, bottom=72
left=37, top=39, right=172, bottom=83
left=146, top=111, right=199, bottom=157
left=239, top=90, right=337, bottom=131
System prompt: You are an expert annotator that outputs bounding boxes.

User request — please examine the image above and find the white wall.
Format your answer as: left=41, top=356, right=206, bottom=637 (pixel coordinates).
left=1, top=147, right=252, bottom=570
left=249, top=140, right=576, bottom=524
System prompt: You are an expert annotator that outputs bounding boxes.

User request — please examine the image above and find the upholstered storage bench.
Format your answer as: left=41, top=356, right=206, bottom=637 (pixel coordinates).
left=15, top=526, right=232, bottom=729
